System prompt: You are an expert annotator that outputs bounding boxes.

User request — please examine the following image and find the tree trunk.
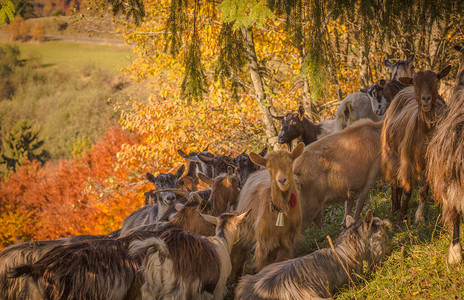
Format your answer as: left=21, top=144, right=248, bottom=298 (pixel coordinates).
left=298, top=0, right=313, bottom=121
left=241, top=26, right=277, bottom=146
left=359, top=40, right=370, bottom=89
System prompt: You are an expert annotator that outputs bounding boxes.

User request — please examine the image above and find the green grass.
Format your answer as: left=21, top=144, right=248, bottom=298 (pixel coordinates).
left=0, top=42, right=133, bottom=162
left=302, top=182, right=464, bottom=299
left=225, top=181, right=464, bottom=299
left=13, top=40, right=133, bottom=73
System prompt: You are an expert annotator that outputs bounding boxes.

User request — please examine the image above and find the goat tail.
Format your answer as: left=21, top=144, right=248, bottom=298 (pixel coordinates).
left=334, top=101, right=349, bottom=132
left=129, top=237, right=168, bottom=259
left=8, top=264, right=34, bottom=278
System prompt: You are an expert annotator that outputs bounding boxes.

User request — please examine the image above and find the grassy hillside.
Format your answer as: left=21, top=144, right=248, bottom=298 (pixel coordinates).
left=15, top=40, right=132, bottom=72
left=298, top=184, right=463, bottom=299
left=222, top=183, right=463, bottom=299
left=23, top=15, right=121, bottom=41
left=0, top=41, right=133, bottom=165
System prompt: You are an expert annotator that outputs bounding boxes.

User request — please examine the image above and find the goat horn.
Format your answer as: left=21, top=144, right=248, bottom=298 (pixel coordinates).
left=267, top=106, right=284, bottom=120
left=189, top=192, right=204, bottom=204
left=154, top=189, right=189, bottom=199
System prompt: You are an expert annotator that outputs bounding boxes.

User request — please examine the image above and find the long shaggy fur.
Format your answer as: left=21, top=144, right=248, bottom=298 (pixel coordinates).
left=334, top=92, right=381, bottom=132
left=294, top=119, right=383, bottom=229
left=426, top=48, right=464, bottom=264
left=0, top=234, right=113, bottom=300
left=235, top=213, right=392, bottom=300
left=132, top=229, right=221, bottom=300
left=382, top=84, right=446, bottom=219
left=9, top=231, right=157, bottom=300
left=427, top=89, right=464, bottom=224
left=7, top=201, right=217, bottom=300
left=132, top=212, right=247, bottom=300
left=231, top=146, right=303, bottom=284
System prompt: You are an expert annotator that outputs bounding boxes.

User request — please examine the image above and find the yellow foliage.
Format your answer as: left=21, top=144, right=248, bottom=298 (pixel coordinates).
left=115, top=1, right=364, bottom=172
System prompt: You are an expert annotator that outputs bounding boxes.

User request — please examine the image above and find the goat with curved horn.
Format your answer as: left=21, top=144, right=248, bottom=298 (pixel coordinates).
left=268, top=106, right=284, bottom=120
left=189, top=191, right=204, bottom=204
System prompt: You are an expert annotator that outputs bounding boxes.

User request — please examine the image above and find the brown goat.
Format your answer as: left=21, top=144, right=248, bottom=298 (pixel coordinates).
left=8, top=201, right=217, bottom=300
left=197, top=166, right=240, bottom=215
left=0, top=234, right=116, bottom=300
left=231, top=143, right=304, bottom=282
left=235, top=211, right=392, bottom=300
left=426, top=46, right=464, bottom=265
left=129, top=210, right=250, bottom=300
left=294, top=119, right=383, bottom=229
left=382, top=66, right=451, bottom=222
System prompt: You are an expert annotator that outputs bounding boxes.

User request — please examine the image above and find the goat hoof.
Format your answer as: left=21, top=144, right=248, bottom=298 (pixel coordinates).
left=414, top=206, right=425, bottom=224
left=414, top=214, right=425, bottom=224
left=448, top=243, right=462, bottom=265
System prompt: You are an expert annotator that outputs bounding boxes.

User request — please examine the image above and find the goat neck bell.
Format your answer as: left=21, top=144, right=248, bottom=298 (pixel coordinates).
left=276, top=211, right=284, bottom=227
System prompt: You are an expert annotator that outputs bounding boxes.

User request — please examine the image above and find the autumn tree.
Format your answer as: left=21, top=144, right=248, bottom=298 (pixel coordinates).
left=0, top=0, right=14, bottom=25
left=0, top=127, right=145, bottom=246
left=1, top=120, right=49, bottom=174
left=99, top=0, right=464, bottom=184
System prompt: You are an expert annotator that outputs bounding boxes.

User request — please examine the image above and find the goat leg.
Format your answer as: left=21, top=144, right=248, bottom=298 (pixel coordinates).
left=415, top=181, right=429, bottom=223
left=391, top=182, right=402, bottom=213
left=230, top=244, right=248, bottom=285
left=254, top=243, right=271, bottom=273
left=341, top=199, right=355, bottom=226
left=398, top=189, right=412, bottom=223
left=448, top=212, right=462, bottom=265
left=352, top=167, right=379, bottom=222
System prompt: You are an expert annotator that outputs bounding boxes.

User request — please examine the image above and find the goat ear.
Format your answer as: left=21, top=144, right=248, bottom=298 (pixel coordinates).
left=384, top=59, right=393, bottom=68
left=198, top=154, right=216, bottom=165
left=175, top=165, right=185, bottom=178
left=437, top=65, right=451, bottom=80
left=198, top=212, right=218, bottom=226
left=249, top=151, right=267, bottom=167
left=198, top=172, right=214, bottom=186
left=174, top=203, right=185, bottom=212
left=146, top=173, right=156, bottom=183
left=360, top=88, right=368, bottom=93
left=363, top=210, right=374, bottom=231
left=291, top=142, right=305, bottom=161
left=398, top=77, right=413, bottom=85
left=236, top=209, right=252, bottom=223
left=407, top=54, right=415, bottom=64
left=259, top=147, right=268, bottom=157
left=345, top=215, right=356, bottom=228
left=298, top=106, right=305, bottom=121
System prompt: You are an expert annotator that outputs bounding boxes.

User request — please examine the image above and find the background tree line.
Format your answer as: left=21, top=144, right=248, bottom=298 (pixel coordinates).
left=100, top=0, right=464, bottom=175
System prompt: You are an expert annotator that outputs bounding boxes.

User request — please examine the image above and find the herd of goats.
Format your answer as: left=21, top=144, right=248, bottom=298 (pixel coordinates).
left=0, top=45, right=464, bottom=299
